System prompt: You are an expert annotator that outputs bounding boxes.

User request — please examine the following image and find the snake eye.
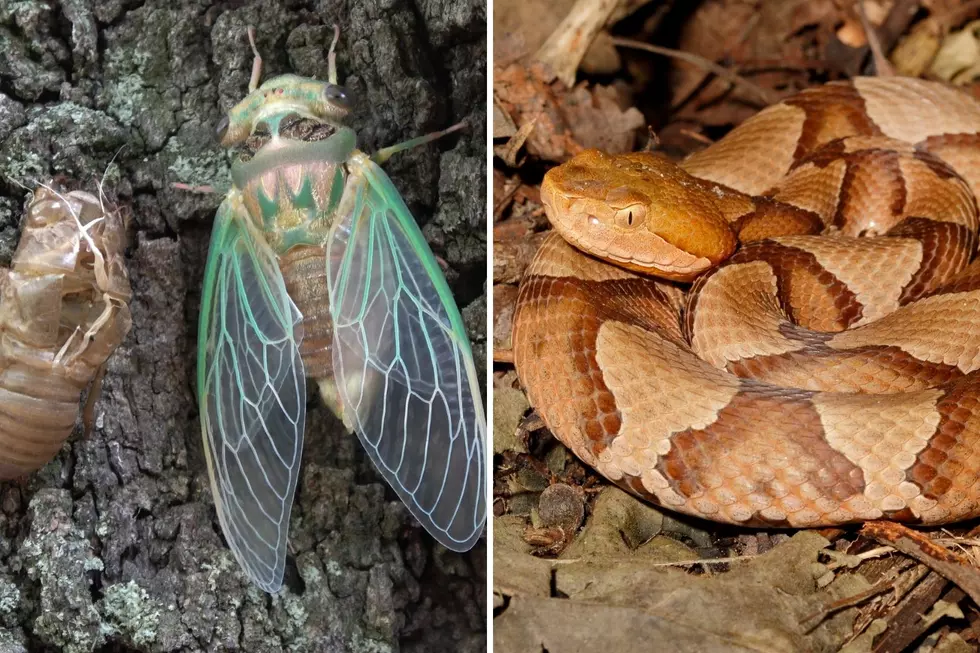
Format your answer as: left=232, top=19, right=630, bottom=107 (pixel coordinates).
left=215, top=115, right=230, bottom=142
left=615, top=205, right=646, bottom=228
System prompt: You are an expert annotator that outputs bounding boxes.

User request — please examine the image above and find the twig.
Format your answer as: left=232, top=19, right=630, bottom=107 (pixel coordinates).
left=494, top=348, right=516, bottom=364
left=495, top=116, right=538, bottom=168
left=936, top=0, right=980, bottom=30
left=645, top=553, right=761, bottom=568
left=610, top=37, right=777, bottom=105
left=327, top=24, right=341, bottom=85
left=671, top=12, right=761, bottom=109
left=493, top=180, right=522, bottom=222
left=800, top=577, right=897, bottom=630
left=534, top=0, right=619, bottom=87
left=637, top=125, right=661, bottom=152
left=517, top=411, right=546, bottom=433
left=677, top=128, right=713, bottom=145
left=855, top=545, right=896, bottom=561
left=246, top=25, right=263, bottom=92
left=857, top=0, right=896, bottom=76
left=861, top=521, right=980, bottom=607
left=732, top=57, right=834, bottom=73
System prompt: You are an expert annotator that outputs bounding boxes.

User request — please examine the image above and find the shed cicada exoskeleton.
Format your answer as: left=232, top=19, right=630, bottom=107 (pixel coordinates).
left=197, top=27, right=486, bottom=592
left=0, top=181, right=132, bottom=479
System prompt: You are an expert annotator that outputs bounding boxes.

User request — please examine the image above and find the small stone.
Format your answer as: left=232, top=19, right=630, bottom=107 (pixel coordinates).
left=537, top=483, right=585, bottom=531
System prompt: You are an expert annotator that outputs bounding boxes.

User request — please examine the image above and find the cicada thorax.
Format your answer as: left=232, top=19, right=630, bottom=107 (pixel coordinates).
left=0, top=184, right=132, bottom=479
left=229, top=115, right=356, bottom=416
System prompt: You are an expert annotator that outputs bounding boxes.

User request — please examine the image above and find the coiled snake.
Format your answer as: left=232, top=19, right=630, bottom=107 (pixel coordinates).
left=512, top=77, right=980, bottom=527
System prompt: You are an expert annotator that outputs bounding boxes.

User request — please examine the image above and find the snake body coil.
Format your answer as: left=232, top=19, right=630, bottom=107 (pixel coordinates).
left=513, top=77, right=980, bottom=527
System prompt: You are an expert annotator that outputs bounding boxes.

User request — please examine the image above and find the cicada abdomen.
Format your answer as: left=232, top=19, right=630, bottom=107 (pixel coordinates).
left=0, top=184, right=132, bottom=479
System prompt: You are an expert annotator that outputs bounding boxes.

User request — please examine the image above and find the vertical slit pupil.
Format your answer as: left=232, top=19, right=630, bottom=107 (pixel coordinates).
left=627, top=211, right=633, bottom=226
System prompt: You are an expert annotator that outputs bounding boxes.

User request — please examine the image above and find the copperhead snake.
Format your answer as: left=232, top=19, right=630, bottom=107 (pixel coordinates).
left=512, top=77, right=980, bottom=528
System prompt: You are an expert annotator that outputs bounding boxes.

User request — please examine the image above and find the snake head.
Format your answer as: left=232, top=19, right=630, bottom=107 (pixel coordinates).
left=540, top=149, right=737, bottom=281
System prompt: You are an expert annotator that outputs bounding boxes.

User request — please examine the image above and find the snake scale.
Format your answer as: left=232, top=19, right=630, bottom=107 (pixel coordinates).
left=512, top=77, right=980, bottom=528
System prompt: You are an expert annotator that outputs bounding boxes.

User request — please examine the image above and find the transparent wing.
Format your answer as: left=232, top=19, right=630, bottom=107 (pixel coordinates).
left=198, top=194, right=306, bottom=592
left=327, top=154, right=486, bottom=551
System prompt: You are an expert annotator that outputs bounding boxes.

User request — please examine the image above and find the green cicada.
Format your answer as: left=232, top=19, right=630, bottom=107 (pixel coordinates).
left=196, top=27, right=486, bottom=592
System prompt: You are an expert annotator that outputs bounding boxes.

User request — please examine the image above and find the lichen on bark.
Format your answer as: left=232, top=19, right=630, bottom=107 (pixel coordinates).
left=0, top=0, right=486, bottom=651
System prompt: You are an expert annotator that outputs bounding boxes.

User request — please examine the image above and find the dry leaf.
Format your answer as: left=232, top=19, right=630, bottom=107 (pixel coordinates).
left=563, top=84, right=646, bottom=154
left=494, top=515, right=556, bottom=599
left=559, top=487, right=667, bottom=561
left=493, top=383, right=531, bottom=455
left=891, top=16, right=943, bottom=76
left=496, top=532, right=866, bottom=653
left=930, top=20, right=980, bottom=84
left=494, top=63, right=582, bottom=162
left=493, top=95, right=518, bottom=139
left=493, top=283, right=519, bottom=352
left=494, top=230, right=546, bottom=284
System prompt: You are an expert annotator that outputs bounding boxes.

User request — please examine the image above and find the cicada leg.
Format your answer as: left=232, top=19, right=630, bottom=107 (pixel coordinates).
left=371, top=121, right=468, bottom=165
left=363, top=121, right=466, bottom=276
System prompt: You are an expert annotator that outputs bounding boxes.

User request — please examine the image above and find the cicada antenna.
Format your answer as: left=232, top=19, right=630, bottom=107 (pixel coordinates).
left=328, top=24, right=341, bottom=85
left=247, top=25, right=263, bottom=93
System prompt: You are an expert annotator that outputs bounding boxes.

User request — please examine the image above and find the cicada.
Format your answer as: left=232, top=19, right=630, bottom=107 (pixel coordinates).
left=0, top=181, right=132, bottom=478
left=197, top=28, right=486, bottom=592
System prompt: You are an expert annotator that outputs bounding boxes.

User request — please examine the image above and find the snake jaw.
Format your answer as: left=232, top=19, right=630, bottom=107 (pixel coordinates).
left=541, top=190, right=715, bottom=281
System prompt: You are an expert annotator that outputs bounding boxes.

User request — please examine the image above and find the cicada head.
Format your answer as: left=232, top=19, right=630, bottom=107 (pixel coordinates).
left=218, top=75, right=353, bottom=148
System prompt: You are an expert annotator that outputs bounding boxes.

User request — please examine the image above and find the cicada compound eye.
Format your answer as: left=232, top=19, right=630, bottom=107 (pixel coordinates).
left=322, top=84, right=351, bottom=113
left=215, top=115, right=230, bottom=142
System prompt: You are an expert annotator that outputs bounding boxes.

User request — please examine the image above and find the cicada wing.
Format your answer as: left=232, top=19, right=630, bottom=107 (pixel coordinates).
left=198, top=194, right=306, bottom=592
left=327, top=155, right=486, bottom=551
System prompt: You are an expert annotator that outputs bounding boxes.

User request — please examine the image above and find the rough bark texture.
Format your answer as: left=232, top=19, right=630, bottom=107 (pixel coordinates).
left=0, top=0, right=487, bottom=651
